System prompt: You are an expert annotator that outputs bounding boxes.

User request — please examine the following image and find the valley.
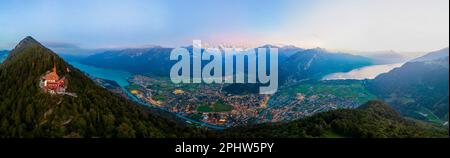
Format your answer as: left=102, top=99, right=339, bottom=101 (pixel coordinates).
left=84, top=71, right=380, bottom=128
left=61, top=46, right=449, bottom=128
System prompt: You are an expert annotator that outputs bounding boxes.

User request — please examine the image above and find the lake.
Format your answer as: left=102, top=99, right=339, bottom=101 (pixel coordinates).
left=323, top=63, right=404, bottom=80
left=68, top=61, right=132, bottom=87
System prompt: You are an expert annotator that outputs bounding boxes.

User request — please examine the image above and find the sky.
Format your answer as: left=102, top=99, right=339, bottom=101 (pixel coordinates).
left=0, top=0, right=448, bottom=53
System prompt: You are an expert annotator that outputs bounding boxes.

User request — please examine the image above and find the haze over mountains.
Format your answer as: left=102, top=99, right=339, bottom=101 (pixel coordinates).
left=257, top=44, right=304, bottom=62
left=361, top=51, right=408, bottom=64
left=80, top=47, right=174, bottom=76
left=75, top=45, right=375, bottom=80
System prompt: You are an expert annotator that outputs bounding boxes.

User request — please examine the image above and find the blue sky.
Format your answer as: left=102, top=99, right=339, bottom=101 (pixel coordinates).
left=0, top=0, right=448, bottom=53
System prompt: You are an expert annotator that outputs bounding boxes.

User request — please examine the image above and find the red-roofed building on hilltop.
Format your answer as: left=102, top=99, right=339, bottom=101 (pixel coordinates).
left=39, top=64, right=66, bottom=94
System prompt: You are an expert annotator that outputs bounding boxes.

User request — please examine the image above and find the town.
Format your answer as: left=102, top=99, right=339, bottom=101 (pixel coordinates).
left=126, top=75, right=266, bottom=127
left=121, top=75, right=375, bottom=127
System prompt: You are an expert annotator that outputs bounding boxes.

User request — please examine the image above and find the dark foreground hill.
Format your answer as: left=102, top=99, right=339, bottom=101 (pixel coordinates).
left=0, top=36, right=205, bottom=138
left=220, top=101, right=447, bottom=138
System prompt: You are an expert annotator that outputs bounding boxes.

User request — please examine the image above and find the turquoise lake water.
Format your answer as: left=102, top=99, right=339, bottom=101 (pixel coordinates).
left=68, top=61, right=132, bottom=87
left=0, top=53, right=8, bottom=63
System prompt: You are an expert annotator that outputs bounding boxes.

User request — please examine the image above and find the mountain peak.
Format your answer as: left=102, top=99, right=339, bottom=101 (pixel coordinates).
left=23, top=36, right=37, bottom=41
left=258, top=44, right=281, bottom=48
left=15, top=36, right=42, bottom=49
left=4, top=36, right=47, bottom=64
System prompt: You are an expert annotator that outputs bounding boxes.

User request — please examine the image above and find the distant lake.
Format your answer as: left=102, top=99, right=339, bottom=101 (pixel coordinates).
left=323, top=63, right=404, bottom=80
left=68, top=61, right=132, bottom=87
